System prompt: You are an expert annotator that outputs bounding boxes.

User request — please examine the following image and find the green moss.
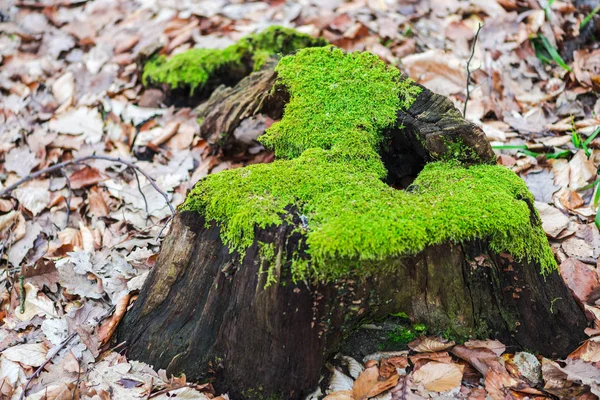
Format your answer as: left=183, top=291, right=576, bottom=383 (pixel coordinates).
left=181, top=46, right=556, bottom=282
left=142, top=25, right=327, bottom=94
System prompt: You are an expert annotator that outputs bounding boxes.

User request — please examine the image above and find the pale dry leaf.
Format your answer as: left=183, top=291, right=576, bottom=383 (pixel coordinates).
left=323, top=390, right=354, bottom=400
left=463, top=339, right=506, bottom=356
left=401, top=50, right=467, bottom=96
left=340, top=355, right=364, bottom=379
left=52, top=71, right=75, bottom=106
left=5, top=147, right=40, bottom=178
left=13, top=179, right=50, bottom=216
left=49, top=107, right=104, bottom=144
left=412, top=361, right=463, bottom=392
left=8, top=221, right=42, bottom=267
left=408, top=336, right=455, bottom=353
left=569, top=150, right=596, bottom=190
left=328, top=367, right=355, bottom=393
left=535, top=201, right=570, bottom=238
left=1, top=342, right=48, bottom=367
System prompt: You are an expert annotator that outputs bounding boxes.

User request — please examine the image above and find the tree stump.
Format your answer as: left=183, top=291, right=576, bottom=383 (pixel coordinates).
left=118, top=40, right=587, bottom=399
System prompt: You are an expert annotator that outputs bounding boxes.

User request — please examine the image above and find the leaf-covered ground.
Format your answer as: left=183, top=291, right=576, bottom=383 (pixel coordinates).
left=0, top=0, right=599, bottom=399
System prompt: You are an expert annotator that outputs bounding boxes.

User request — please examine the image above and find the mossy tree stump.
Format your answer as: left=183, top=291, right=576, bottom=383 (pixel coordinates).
left=118, top=32, right=587, bottom=399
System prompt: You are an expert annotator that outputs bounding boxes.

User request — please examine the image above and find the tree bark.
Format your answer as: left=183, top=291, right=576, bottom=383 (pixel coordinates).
left=118, top=211, right=587, bottom=399
left=117, top=68, right=588, bottom=399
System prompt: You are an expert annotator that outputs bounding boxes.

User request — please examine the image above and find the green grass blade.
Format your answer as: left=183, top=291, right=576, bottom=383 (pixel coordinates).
left=580, top=177, right=600, bottom=191
left=581, top=4, right=600, bottom=28
left=540, top=35, right=572, bottom=71
left=583, top=126, right=600, bottom=147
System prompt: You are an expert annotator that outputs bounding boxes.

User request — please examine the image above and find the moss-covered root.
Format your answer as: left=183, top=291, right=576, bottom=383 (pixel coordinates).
left=181, top=46, right=556, bottom=282
left=142, top=25, right=327, bottom=94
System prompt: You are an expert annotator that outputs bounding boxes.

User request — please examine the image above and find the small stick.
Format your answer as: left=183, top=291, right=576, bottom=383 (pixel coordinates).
left=19, top=275, right=25, bottom=314
left=61, top=169, right=73, bottom=228
left=19, top=305, right=116, bottom=400
left=19, top=333, right=77, bottom=400
left=0, top=155, right=175, bottom=218
left=132, top=168, right=151, bottom=223
left=463, top=23, right=483, bottom=118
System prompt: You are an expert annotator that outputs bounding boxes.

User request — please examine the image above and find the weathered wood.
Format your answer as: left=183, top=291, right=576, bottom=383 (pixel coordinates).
left=195, top=63, right=288, bottom=150
left=118, top=211, right=587, bottom=399
left=118, top=52, right=588, bottom=400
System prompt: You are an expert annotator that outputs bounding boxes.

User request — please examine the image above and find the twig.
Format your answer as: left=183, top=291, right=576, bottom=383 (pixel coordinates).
left=19, top=305, right=116, bottom=400
left=72, top=358, right=82, bottom=400
left=19, top=333, right=77, bottom=400
left=463, top=23, right=483, bottom=118
left=0, top=155, right=175, bottom=218
left=19, top=275, right=25, bottom=314
left=132, top=168, right=150, bottom=223
left=61, top=169, right=72, bottom=228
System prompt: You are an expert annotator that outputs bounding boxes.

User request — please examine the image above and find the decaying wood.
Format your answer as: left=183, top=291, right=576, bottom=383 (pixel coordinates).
left=195, top=65, right=287, bottom=150
left=117, top=66, right=588, bottom=399
left=118, top=211, right=587, bottom=399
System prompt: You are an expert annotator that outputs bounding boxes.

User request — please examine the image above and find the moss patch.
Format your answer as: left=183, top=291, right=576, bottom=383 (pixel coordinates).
left=142, top=25, right=327, bottom=94
left=181, top=46, right=556, bottom=282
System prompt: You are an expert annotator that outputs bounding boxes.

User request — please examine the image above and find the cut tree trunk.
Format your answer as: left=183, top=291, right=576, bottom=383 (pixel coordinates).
left=117, top=69, right=588, bottom=399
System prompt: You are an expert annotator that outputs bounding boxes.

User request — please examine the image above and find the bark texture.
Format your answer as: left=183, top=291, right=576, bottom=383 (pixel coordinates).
left=118, top=211, right=587, bottom=399
left=117, top=65, right=588, bottom=399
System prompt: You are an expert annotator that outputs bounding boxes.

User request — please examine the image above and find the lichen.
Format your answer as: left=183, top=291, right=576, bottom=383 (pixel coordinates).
left=181, top=46, right=557, bottom=282
left=142, top=25, right=327, bottom=94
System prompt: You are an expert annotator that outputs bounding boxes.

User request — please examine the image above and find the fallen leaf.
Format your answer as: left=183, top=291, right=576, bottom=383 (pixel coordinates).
left=559, top=258, right=600, bottom=305
left=1, top=342, right=48, bottom=367
left=535, top=201, right=570, bottom=238
left=408, top=336, right=455, bottom=353
left=412, top=361, right=463, bottom=392
left=13, top=179, right=50, bottom=216
left=49, top=107, right=104, bottom=144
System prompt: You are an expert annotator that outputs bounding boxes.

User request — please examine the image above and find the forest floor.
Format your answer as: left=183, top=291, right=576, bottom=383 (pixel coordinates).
left=1, top=0, right=600, bottom=399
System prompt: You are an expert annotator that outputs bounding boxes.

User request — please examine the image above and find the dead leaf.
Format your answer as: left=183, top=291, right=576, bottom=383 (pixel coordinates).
left=13, top=179, right=50, bottom=216
left=535, top=201, right=570, bottom=238
left=49, top=107, right=104, bottom=144
left=408, top=336, right=455, bottom=353
left=5, top=147, right=40, bottom=178
left=69, top=166, right=104, bottom=189
left=573, top=49, right=600, bottom=90
left=401, top=50, right=467, bottom=96
left=1, top=342, right=48, bottom=367
left=412, top=361, right=463, bottom=392
left=569, top=150, right=596, bottom=190
left=559, top=258, right=600, bottom=305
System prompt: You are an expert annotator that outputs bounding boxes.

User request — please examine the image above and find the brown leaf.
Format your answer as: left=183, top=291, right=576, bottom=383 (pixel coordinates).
left=574, top=49, right=600, bottom=90
left=568, top=337, right=600, bottom=362
left=323, top=390, right=354, bottom=400
left=559, top=258, right=600, bottom=305
left=408, top=336, right=455, bottom=353
left=412, top=361, right=463, bottom=392
left=451, top=345, right=499, bottom=376
left=464, top=339, right=506, bottom=356
left=97, top=293, right=131, bottom=345
left=352, top=365, right=398, bottom=399
left=69, top=166, right=104, bottom=189
left=410, top=352, right=453, bottom=371
left=88, top=187, right=110, bottom=217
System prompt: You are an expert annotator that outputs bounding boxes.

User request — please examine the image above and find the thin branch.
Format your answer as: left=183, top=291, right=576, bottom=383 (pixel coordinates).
left=19, top=305, right=116, bottom=400
left=0, top=155, right=175, bottom=218
left=463, top=23, right=483, bottom=118
left=131, top=167, right=151, bottom=223
left=19, top=333, right=77, bottom=400
left=61, top=169, right=72, bottom=229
